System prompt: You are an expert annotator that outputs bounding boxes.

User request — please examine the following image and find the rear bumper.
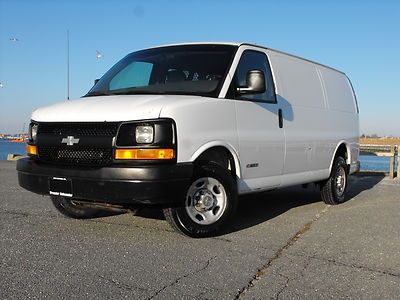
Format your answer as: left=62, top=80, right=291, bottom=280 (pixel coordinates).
left=349, top=160, right=360, bottom=174
left=16, top=158, right=193, bottom=206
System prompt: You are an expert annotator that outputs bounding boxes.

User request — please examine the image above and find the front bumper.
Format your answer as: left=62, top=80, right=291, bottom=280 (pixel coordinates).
left=16, top=158, right=193, bottom=206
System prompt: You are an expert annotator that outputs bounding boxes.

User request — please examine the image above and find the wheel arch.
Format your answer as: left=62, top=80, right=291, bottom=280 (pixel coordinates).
left=190, top=142, right=241, bottom=180
left=329, top=141, right=350, bottom=173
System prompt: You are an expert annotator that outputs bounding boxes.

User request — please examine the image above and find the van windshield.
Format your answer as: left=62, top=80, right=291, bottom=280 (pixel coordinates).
left=85, top=44, right=237, bottom=98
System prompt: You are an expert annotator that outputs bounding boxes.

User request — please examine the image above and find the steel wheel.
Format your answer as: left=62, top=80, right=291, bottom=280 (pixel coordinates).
left=335, top=166, right=347, bottom=197
left=163, top=162, right=238, bottom=237
left=320, top=156, right=349, bottom=205
left=185, top=177, right=227, bottom=225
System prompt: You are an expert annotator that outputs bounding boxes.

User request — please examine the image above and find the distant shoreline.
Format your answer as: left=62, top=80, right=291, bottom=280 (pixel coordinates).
left=360, top=138, right=400, bottom=146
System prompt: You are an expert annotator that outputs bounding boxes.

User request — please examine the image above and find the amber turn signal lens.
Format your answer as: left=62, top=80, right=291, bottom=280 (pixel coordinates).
left=26, top=145, right=37, bottom=156
left=115, top=148, right=175, bottom=160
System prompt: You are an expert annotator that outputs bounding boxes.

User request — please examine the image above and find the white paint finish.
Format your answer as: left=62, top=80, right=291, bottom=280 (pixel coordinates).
left=275, top=169, right=330, bottom=189
left=266, top=48, right=359, bottom=182
left=221, top=45, right=285, bottom=191
left=159, top=96, right=239, bottom=164
left=190, top=140, right=242, bottom=179
left=238, top=174, right=281, bottom=194
left=234, top=99, right=284, bottom=190
left=32, top=95, right=191, bottom=122
left=318, top=66, right=357, bottom=113
left=267, top=52, right=325, bottom=109
left=267, top=50, right=319, bottom=176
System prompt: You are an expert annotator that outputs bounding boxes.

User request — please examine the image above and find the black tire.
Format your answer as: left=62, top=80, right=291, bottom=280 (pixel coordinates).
left=320, top=156, right=349, bottom=205
left=51, top=196, right=103, bottom=219
left=163, top=162, right=238, bottom=238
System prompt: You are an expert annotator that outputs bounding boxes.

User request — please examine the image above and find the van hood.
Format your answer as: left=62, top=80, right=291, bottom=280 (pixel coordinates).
left=31, top=95, right=196, bottom=122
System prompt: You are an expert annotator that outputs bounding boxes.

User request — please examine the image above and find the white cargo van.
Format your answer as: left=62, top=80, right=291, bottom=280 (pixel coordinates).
left=17, top=42, right=359, bottom=237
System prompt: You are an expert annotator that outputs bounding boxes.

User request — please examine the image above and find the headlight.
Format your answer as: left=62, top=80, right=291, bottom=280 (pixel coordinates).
left=29, top=123, right=38, bottom=143
left=115, top=119, right=175, bottom=149
left=135, top=125, right=154, bottom=144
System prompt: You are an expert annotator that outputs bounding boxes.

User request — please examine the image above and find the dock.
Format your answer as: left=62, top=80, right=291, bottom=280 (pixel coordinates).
left=360, top=144, right=399, bottom=178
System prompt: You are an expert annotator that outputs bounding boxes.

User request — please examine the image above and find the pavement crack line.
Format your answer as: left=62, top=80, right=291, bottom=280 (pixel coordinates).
left=234, top=205, right=329, bottom=299
left=97, top=274, right=149, bottom=293
left=273, top=252, right=313, bottom=300
left=0, top=209, right=31, bottom=217
left=292, top=253, right=400, bottom=279
left=193, top=288, right=212, bottom=299
left=275, top=273, right=290, bottom=300
left=0, top=209, right=57, bottom=219
left=147, top=256, right=217, bottom=300
left=211, top=236, right=232, bottom=243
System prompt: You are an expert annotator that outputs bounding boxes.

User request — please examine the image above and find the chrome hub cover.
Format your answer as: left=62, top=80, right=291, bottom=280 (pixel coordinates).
left=194, top=190, right=215, bottom=212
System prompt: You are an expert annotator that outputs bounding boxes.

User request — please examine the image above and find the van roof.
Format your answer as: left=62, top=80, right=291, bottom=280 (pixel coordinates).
left=146, top=42, right=345, bottom=75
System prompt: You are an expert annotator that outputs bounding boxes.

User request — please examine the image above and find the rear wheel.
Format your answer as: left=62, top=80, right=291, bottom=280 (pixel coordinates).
left=163, top=162, right=238, bottom=238
left=320, top=156, right=348, bottom=205
left=51, top=196, right=103, bottom=219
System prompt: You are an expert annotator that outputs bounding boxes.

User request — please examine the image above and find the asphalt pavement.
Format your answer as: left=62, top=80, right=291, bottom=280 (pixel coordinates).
left=1, top=160, right=399, bottom=299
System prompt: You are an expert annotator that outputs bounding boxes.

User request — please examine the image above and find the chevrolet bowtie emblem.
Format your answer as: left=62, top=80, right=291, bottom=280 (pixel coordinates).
left=61, top=136, right=80, bottom=146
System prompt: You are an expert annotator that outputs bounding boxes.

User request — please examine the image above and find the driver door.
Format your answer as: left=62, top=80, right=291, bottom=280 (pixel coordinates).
left=229, top=47, right=285, bottom=192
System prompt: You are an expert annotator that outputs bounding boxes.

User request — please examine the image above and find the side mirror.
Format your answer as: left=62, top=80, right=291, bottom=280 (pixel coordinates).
left=94, top=79, right=100, bottom=85
left=237, top=70, right=266, bottom=95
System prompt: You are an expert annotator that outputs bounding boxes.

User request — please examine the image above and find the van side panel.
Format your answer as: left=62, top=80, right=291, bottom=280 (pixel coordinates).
left=318, top=66, right=359, bottom=169
left=267, top=49, right=359, bottom=185
left=318, top=67, right=357, bottom=113
left=267, top=50, right=331, bottom=182
left=268, top=55, right=325, bottom=109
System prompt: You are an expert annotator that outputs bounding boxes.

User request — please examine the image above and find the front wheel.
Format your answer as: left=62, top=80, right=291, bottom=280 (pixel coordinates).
left=320, top=156, right=349, bottom=205
left=163, top=163, right=238, bottom=238
left=51, top=196, right=104, bottom=219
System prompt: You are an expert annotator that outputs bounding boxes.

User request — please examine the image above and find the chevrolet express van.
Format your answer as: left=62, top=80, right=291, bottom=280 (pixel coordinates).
left=17, top=42, right=359, bottom=237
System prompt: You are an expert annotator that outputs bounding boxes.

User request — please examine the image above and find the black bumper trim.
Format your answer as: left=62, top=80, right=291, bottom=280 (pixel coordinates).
left=17, top=158, right=193, bottom=205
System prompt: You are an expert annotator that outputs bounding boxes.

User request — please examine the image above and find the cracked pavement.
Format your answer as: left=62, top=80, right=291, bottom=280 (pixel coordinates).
left=1, top=161, right=399, bottom=299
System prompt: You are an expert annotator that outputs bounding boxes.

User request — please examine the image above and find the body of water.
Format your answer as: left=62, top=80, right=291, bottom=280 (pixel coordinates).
left=0, top=140, right=397, bottom=172
left=359, top=155, right=397, bottom=172
left=0, top=140, right=27, bottom=160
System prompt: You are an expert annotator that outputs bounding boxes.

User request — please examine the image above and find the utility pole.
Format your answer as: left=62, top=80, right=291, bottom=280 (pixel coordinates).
left=67, top=30, right=70, bottom=100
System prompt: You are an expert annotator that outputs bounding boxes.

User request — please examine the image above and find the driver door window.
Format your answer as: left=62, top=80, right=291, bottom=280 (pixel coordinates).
left=233, top=50, right=276, bottom=103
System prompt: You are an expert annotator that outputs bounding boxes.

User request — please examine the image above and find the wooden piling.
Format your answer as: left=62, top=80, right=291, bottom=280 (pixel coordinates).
left=389, top=145, right=395, bottom=179
left=397, top=146, right=400, bottom=179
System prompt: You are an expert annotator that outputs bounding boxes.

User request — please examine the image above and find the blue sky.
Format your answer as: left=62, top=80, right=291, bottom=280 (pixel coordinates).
left=0, top=0, right=399, bottom=135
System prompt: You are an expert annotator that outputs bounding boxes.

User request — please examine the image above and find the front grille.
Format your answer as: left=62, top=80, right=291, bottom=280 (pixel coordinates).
left=36, top=122, right=119, bottom=166
left=37, top=122, right=120, bottom=137
left=38, top=146, right=113, bottom=166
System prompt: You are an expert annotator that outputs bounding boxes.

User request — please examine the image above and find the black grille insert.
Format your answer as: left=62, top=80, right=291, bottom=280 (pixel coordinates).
left=38, top=122, right=120, bottom=137
left=38, top=146, right=113, bottom=166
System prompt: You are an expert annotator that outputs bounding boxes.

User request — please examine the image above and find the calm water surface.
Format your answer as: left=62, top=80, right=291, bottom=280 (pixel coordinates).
left=0, top=140, right=396, bottom=172
left=0, top=140, right=26, bottom=160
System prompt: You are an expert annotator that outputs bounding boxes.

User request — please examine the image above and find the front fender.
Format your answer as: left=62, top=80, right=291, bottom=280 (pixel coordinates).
left=190, top=141, right=242, bottom=179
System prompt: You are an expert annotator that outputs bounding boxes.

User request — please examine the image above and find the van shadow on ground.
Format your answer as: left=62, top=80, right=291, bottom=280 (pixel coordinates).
left=132, top=174, right=385, bottom=235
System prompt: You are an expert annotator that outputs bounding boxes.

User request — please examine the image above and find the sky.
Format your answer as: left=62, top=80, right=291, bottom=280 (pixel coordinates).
left=0, top=0, right=399, bottom=135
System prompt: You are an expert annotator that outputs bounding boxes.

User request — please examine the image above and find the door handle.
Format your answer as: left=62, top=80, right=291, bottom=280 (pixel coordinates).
left=278, top=109, right=283, bottom=128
